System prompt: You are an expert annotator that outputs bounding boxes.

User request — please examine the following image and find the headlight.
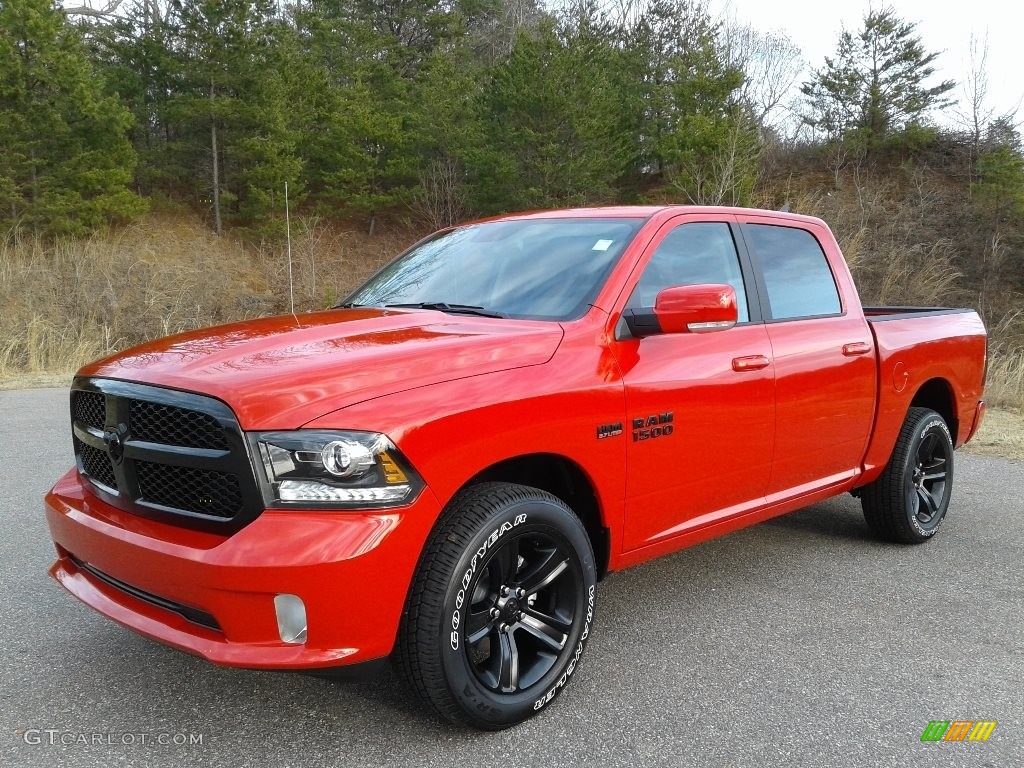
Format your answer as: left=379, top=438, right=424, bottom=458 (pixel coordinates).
left=250, top=430, right=422, bottom=509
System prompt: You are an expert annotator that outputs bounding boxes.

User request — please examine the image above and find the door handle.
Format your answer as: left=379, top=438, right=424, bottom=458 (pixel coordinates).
left=842, top=342, right=872, bottom=356
left=732, top=354, right=770, bottom=372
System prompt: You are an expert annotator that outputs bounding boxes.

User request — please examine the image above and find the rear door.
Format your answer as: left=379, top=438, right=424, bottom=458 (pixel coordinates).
left=737, top=216, right=876, bottom=497
left=616, top=214, right=775, bottom=550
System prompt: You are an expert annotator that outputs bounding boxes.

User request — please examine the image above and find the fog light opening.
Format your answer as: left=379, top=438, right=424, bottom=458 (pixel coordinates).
left=274, top=594, right=308, bottom=644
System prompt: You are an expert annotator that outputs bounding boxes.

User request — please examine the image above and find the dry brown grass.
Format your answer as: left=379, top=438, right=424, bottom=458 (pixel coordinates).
left=962, top=408, right=1024, bottom=462
left=1, top=206, right=1021, bottom=415
left=786, top=176, right=1024, bottom=412
left=0, top=213, right=417, bottom=383
left=785, top=185, right=966, bottom=309
left=985, top=344, right=1024, bottom=409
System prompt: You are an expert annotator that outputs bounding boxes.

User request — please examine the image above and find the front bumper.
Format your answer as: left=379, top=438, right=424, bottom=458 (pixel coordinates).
left=45, top=468, right=441, bottom=669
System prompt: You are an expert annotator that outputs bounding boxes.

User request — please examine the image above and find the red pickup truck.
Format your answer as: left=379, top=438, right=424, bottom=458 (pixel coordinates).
left=45, top=206, right=986, bottom=729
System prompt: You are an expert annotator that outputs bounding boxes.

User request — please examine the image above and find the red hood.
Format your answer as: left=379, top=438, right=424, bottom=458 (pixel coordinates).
left=79, top=308, right=563, bottom=429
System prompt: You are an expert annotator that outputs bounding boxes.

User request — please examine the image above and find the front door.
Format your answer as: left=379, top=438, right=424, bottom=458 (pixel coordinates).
left=616, top=215, right=776, bottom=551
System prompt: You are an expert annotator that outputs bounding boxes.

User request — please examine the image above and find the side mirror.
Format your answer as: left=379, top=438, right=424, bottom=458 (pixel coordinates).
left=624, top=284, right=738, bottom=338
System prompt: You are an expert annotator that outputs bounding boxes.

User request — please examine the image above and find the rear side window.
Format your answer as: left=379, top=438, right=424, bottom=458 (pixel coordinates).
left=745, top=224, right=841, bottom=320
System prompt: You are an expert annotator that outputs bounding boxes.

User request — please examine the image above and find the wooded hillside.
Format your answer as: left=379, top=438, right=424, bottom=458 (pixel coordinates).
left=0, top=1, right=1021, bottom=404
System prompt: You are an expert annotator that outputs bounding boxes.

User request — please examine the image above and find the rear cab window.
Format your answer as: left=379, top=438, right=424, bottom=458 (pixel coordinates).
left=743, top=224, right=842, bottom=320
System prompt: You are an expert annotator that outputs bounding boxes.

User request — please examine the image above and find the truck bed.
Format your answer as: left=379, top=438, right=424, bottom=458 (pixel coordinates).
left=863, top=306, right=978, bottom=322
left=859, top=306, right=987, bottom=482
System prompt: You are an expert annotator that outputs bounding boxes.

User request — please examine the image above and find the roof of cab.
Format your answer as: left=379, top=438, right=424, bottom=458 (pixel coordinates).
left=471, top=205, right=827, bottom=228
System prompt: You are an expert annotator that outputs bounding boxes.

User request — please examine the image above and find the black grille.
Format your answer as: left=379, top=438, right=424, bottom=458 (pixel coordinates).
left=129, top=400, right=228, bottom=450
left=70, top=378, right=262, bottom=533
left=76, top=438, right=118, bottom=489
left=136, top=461, right=242, bottom=518
left=72, top=391, right=106, bottom=430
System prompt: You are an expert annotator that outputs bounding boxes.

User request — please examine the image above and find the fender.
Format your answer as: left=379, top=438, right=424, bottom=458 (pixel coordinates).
left=301, top=326, right=628, bottom=560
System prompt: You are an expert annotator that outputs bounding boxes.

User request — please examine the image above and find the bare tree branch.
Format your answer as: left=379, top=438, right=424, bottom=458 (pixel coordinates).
left=721, top=23, right=804, bottom=130
left=64, top=0, right=125, bottom=19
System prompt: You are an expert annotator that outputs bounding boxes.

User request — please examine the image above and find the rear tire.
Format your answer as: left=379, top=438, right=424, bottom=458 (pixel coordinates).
left=394, top=482, right=597, bottom=730
left=861, top=407, right=954, bottom=544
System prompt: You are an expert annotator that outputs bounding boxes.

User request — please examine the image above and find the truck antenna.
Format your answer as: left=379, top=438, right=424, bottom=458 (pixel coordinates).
left=286, top=181, right=295, bottom=316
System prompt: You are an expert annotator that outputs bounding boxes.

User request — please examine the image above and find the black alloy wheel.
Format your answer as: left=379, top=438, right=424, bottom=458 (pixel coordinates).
left=462, top=530, right=582, bottom=694
left=907, top=426, right=950, bottom=529
left=861, top=407, right=955, bottom=544
left=395, top=482, right=597, bottom=729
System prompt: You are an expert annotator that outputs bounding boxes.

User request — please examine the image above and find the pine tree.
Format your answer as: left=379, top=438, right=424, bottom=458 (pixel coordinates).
left=801, top=8, right=955, bottom=150
left=302, top=2, right=420, bottom=232
left=167, top=0, right=302, bottom=234
left=350, top=0, right=465, bottom=75
left=0, top=0, right=144, bottom=236
left=629, top=0, right=742, bottom=174
left=474, top=14, right=637, bottom=212
left=407, top=47, right=486, bottom=228
left=84, top=1, right=183, bottom=197
left=623, top=0, right=756, bottom=202
left=974, top=120, right=1024, bottom=222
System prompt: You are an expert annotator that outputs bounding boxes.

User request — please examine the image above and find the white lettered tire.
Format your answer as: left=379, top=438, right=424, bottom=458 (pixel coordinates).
left=395, top=482, right=597, bottom=729
left=861, top=407, right=954, bottom=544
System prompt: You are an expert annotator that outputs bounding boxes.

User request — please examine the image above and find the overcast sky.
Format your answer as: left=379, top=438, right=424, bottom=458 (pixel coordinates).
left=710, top=0, right=1022, bottom=128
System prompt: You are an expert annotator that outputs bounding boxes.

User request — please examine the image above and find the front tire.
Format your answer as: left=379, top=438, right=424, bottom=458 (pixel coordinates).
left=861, top=407, right=954, bottom=544
left=395, top=482, right=597, bottom=729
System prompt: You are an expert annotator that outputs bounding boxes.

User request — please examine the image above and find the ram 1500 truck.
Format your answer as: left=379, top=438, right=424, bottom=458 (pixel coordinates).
left=45, top=206, right=987, bottom=729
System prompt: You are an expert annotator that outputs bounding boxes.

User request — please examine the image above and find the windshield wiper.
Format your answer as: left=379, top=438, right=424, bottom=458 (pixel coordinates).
left=382, top=302, right=509, bottom=318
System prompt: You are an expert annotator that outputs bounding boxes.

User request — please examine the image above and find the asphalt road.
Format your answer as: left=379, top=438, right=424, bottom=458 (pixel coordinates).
left=2, top=387, right=1021, bottom=768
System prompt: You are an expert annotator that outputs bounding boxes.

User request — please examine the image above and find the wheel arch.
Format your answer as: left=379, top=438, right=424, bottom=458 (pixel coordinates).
left=462, top=453, right=611, bottom=580
left=909, top=377, right=959, bottom=438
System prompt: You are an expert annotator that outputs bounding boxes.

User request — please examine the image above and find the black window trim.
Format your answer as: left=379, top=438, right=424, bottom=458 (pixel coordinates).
left=737, top=221, right=847, bottom=324
left=728, top=220, right=765, bottom=325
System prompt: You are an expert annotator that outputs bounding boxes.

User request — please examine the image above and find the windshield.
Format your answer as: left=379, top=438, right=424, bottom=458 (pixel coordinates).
left=344, top=217, right=646, bottom=321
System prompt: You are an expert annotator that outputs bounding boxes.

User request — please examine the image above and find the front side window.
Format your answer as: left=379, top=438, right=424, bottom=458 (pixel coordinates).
left=628, top=222, right=750, bottom=323
left=744, top=224, right=842, bottom=320
left=345, top=217, right=645, bottom=321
